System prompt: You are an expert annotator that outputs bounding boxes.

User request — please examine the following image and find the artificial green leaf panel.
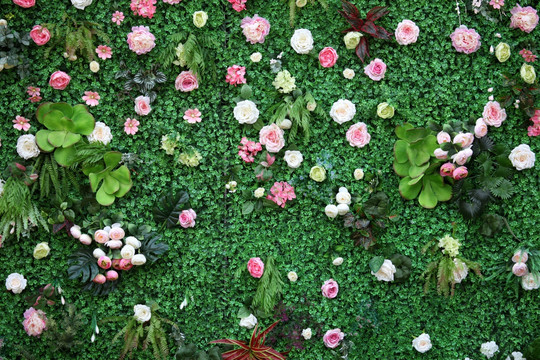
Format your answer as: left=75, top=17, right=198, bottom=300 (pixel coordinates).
left=393, top=123, right=452, bottom=209
left=35, top=102, right=96, bottom=166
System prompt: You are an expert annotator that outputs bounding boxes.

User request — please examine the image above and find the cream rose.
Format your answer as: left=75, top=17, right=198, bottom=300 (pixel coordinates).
left=88, top=121, right=112, bottom=145
left=344, top=32, right=362, bottom=49
left=121, top=245, right=135, bottom=260
left=371, top=259, right=396, bottom=282
left=125, top=236, right=141, bottom=249
left=70, top=225, right=82, bottom=239
left=343, top=68, right=355, bottom=79
left=239, top=314, right=257, bottom=329
left=234, top=100, right=259, bottom=124
left=33, top=242, right=50, bottom=259
left=284, top=150, right=303, bottom=169
left=330, top=99, right=356, bottom=124
left=133, top=304, right=151, bottom=323
left=451, top=148, right=473, bottom=165
left=509, top=144, right=535, bottom=170
left=17, top=134, right=40, bottom=159
left=475, top=118, right=488, bottom=138
left=521, top=63, right=536, bottom=84
left=333, top=257, right=344, bottom=266
left=279, top=119, right=292, bottom=129
left=131, top=254, right=147, bottom=265
left=521, top=272, right=540, bottom=290
left=453, top=258, right=469, bottom=283
left=495, top=42, right=511, bottom=62
left=336, top=203, right=349, bottom=215
left=290, top=29, right=314, bottom=54
left=193, top=11, right=208, bottom=28
left=412, top=333, right=432, bottom=353
left=377, top=102, right=395, bottom=119
left=453, top=133, right=474, bottom=148
left=5, top=273, right=27, bottom=294
left=287, top=271, right=298, bottom=282
left=89, top=61, right=99, bottom=73
left=254, top=187, right=265, bottom=198
left=250, top=52, right=262, bottom=62
left=354, top=168, right=364, bottom=180
left=336, top=191, right=351, bottom=205
left=93, top=248, right=106, bottom=259
left=302, top=328, right=312, bottom=340
left=71, top=0, right=93, bottom=10
left=437, top=131, right=451, bottom=144
left=325, top=204, right=338, bottom=218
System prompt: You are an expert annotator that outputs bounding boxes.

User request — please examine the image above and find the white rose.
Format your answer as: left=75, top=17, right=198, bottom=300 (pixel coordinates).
left=254, top=187, right=265, bottom=198
left=239, top=314, right=257, bottom=329
left=451, top=148, right=473, bottom=165
left=17, top=134, right=40, bottom=159
left=93, top=248, right=106, bottom=259
left=250, top=52, right=262, bottom=62
left=283, top=150, right=303, bottom=169
left=301, top=328, right=312, bottom=340
left=354, top=168, right=364, bottom=180
left=121, top=245, right=135, bottom=259
left=106, top=240, right=123, bottom=249
left=0, top=19, right=7, bottom=27
left=509, top=144, right=535, bottom=171
left=133, top=304, right=151, bottom=323
left=480, top=341, right=499, bottom=358
left=131, top=254, right=147, bottom=266
left=343, top=68, right=355, bottom=79
left=453, top=258, right=469, bottom=283
left=70, top=225, right=82, bottom=239
left=306, top=101, right=317, bottom=112
left=412, top=333, right=432, bottom=353
left=279, top=119, right=292, bottom=129
left=330, top=99, right=356, bottom=124
left=287, top=271, right=298, bottom=282
left=336, top=191, right=351, bottom=205
left=325, top=204, right=339, bottom=218
left=89, top=61, right=100, bottom=73
left=5, top=273, right=27, bottom=294
left=88, top=121, right=112, bottom=145
left=290, top=29, right=314, bottom=54
left=437, top=131, right=451, bottom=144
left=453, top=132, right=474, bottom=148
left=337, top=203, right=349, bottom=215
left=79, top=234, right=92, bottom=245
left=125, top=236, right=141, bottom=249
left=475, top=118, right=488, bottom=138
left=521, top=272, right=540, bottom=290
left=234, top=100, right=259, bottom=124
left=371, top=259, right=396, bottom=282
left=333, top=257, right=344, bottom=266
left=71, top=0, right=93, bottom=10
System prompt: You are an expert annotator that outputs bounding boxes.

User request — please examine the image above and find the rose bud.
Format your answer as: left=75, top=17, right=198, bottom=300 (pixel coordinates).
left=512, top=262, right=528, bottom=277
left=93, top=248, right=106, bottom=259
left=79, top=234, right=92, bottom=245
left=439, top=163, right=455, bottom=177
left=70, top=225, right=82, bottom=239
left=109, top=227, right=125, bottom=240
left=125, top=236, right=141, bottom=249
left=94, top=230, right=109, bottom=244
left=92, top=274, right=106, bottom=284
left=119, top=259, right=133, bottom=271
left=452, top=166, right=468, bottom=180
left=512, top=250, right=528, bottom=263
left=106, top=270, right=119, bottom=281
left=112, top=258, right=122, bottom=270
left=105, top=240, right=123, bottom=249
left=97, top=256, right=112, bottom=270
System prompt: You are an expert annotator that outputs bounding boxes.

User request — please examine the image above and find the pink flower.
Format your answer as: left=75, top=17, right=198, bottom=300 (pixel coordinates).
left=82, top=91, right=100, bottom=107
left=510, top=4, right=539, bottom=33
left=13, top=116, right=31, bottom=131
left=13, top=0, right=35, bottom=8
left=124, top=118, right=140, bottom=135
left=49, top=71, right=71, bottom=90
left=453, top=133, right=474, bottom=148
left=323, top=329, right=345, bottom=348
left=184, top=108, right=202, bottom=123
left=98, top=256, right=112, bottom=270
left=528, top=111, right=540, bottom=136
left=29, top=25, right=50, bottom=46
left=512, top=262, right=529, bottom=277
left=321, top=279, right=339, bottom=299
left=267, top=181, right=296, bottom=208
left=450, top=25, right=481, bottom=54
left=482, top=101, right=507, bottom=127
left=130, top=0, right=157, bottom=18
left=259, top=123, right=285, bottom=153
left=95, top=45, right=112, bottom=60
left=134, top=96, right=151, bottom=116
left=520, top=49, right=537, bottom=62
left=93, top=274, right=106, bottom=284
left=94, top=229, right=109, bottom=244
left=27, top=86, right=40, bottom=97
left=112, top=259, right=122, bottom=270
left=179, top=209, right=197, bottom=228
left=451, top=148, right=473, bottom=165
left=241, top=15, right=270, bottom=44
left=434, top=148, right=448, bottom=160
left=319, top=47, right=338, bottom=68
left=163, top=0, right=182, bottom=3
left=106, top=270, right=119, bottom=281
left=452, top=166, right=468, bottom=180
left=109, top=227, right=125, bottom=240
left=364, top=58, right=387, bottom=81
left=119, top=259, right=133, bottom=271
left=346, top=122, right=371, bottom=148
left=175, top=71, right=199, bottom=92
left=475, top=118, right=488, bottom=138
left=395, top=19, right=420, bottom=45
left=228, top=0, right=246, bottom=11
left=225, top=65, right=247, bottom=86
left=238, top=137, right=262, bottom=163
left=127, top=26, right=155, bottom=55
left=247, top=257, right=265, bottom=278
left=22, top=308, right=47, bottom=337
left=512, top=250, right=529, bottom=263
left=28, top=95, right=42, bottom=103
left=112, top=11, right=125, bottom=25
left=437, top=131, right=451, bottom=144
left=440, top=163, right=455, bottom=177
left=489, top=0, right=504, bottom=9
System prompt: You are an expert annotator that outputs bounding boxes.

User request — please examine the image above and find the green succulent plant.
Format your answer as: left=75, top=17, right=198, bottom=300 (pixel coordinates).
left=393, top=123, right=452, bottom=209
left=35, top=102, right=95, bottom=167
left=82, top=152, right=132, bottom=206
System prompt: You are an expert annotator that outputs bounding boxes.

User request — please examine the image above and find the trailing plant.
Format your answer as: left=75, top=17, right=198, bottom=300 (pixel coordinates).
left=251, top=256, right=284, bottom=318
left=0, top=21, right=31, bottom=78
left=152, top=191, right=191, bottom=229
left=281, top=0, right=328, bottom=27
left=42, top=304, right=86, bottom=354
left=115, top=62, right=167, bottom=104
left=170, top=327, right=222, bottom=360
left=338, top=1, right=392, bottom=63
left=32, top=154, right=78, bottom=201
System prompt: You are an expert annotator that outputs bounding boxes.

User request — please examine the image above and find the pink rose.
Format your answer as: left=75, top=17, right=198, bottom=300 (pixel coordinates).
left=175, top=70, right=199, bottom=92
left=452, top=166, right=468, bottom=180
left=512, top=262, right=529, bottom=277
left=440, top=162, right=455, bottom=177
left=98, top=256, right=112, bottom=270
left=395, top=19, right=420, bottom=45
left=453, top=133, right=474, bottom=148
left=241, top=15, right=270, bottom=44
left=119, top=259, right=133, bottom=271
left=134, top=96, right=151, bottom=116
left=22, top=308, right=47, bottom=337
left=482, top=101, right=507, bottom=127
left=112, top=259, right=122, bottom=270
left=109, top=227, right=125, bottom=240
left=247, top=257, right=265, bottom=278
left=106, top=270, right=119, bottom=281
left=13, top=0, right=35, bottom=7
left=346, top=122, right=371, bottom=148
left=179, top=209, right=197, bottom=228
left=49, top=71, right=71, bottom=90
left=450, top=25, right=481, bottom=54
left=434, top=148, right=448, bottom=160
left=364, top=58, right=387, bottom=81
left=475, top=118, right=488, bottom=138
left=323, top=328, right=345, bottom=349
left=510, top=4, right=539, bottom=33
left=437, top=131, right=451, bottom=144
left=259, top=123, right=285, bottom=153
left=94, top=229, right=109, bottom=244
left=451, top=148, right=473, bottom=165
left=321, top=279, right=339, bottom=299
left=30, top=25, right=50, bottom=46
left=127, top=26, right=155, bottom=55
left=319, top=47, right=338, bottom=68
left=512, top=250, right=529, bottom=263
left=92, top=274, right=106, bottom=284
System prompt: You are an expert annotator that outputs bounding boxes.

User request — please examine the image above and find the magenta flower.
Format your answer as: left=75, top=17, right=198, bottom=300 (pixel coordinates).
left=489, top=0, right=504, bottom=9
left=28, top=95, right=42, bottom=103
left=184, top=108, right=202, bottom=123
left=130, top=0, right=157, bottom=18
left=82, top=91, right=100, bottom=107
left=124, top=118, right=140, bottom=135
left=267, top=181, right=296, bottom=208
left=238, top=137, right=262, bottom=163
left=225, top=65, right=247, bottom=86
left=112, top=11, right=125, bottom=25
left=26, top=86, right=40, bottom=97
left=520, top=49, right=537, bottom=62
left=528, top=110, right=540, bottom=137
left=96, top=45, right=112, bottom=60
left=228, top=0, right=246, bottom=11
left=13, top=116, right=31, bottom=131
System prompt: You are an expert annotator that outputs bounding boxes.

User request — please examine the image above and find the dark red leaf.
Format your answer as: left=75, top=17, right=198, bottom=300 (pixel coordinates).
left=373, top=25, right=393, bottom=40
left=221, top=349, right=249, bottom=360
left=53, top=222, right=66, bottom=233
left=338, top=11, right=364, bottom=30
left=340, top=0, right=360, bottom=18
left=366, top=6, right=389, bottom=21
left=361, top=21, right=377, bottom=36
left=355, top=37, right=369, bottom=63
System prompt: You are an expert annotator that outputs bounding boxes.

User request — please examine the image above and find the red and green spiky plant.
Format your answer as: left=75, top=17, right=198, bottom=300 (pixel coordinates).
left=338, top=0, right=392, bottom=63
left=210, top=321, right=289, bottom=360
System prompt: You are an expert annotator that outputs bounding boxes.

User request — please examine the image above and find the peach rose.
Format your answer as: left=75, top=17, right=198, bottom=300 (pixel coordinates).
left=482, top=101, right=507, bottom=127
left=247, top=257, right=264, bottom=278
left=395, top=19, right=419, bottom=45
left=474, top=118, right=488, bottom=138
left=513, top=262, right=529, bottom=277
left=134, top=96, right=151, bottom=116
left=437, top=131, right=451, bottom=144
left=175, top=71, right=199, bottom=92
left=94, top=230, right=109, bottom=244
left=318, top=47, right=338, bottom=68
left=323, top=328, right=345, bottom=348
left=453, top=133, right=474, bottom=148
left=30, top=25, right=50, bottom=46
left=346, top=122, right=371, bottom=148
left=109, top=227, right=125, bottom=240
left=126, top=26, right=155, bottom=55
left=364, top=58, right=387, bottom=81
left=241, top=15, right=270, bottom=44
left=434, top=148, right=448, bottom=160
left=450, top=25, right=481, bottom=54
left=13, top=0, right=35, bottom=7
left=179, top=209, right=197, bottom=228
left=321, top=279, right=339, bottom=298
left=512, top=250, right=528, bottom=263
left=451, top=148, right=473, bottom=165
left=259, top=123, right=285, bottom=153
left=510, top=4, right=539, bottom=33
left=452, top=166, right=468, bottom=180
left=49, top=71, right=71, bottom=90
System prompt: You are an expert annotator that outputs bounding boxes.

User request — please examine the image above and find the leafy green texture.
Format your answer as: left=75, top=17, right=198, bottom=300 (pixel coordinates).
left=152, top=191, right=189, bottom=228
left=252, top=256, right=284, bottom=318
left=67, top=248, right=99, bottom=283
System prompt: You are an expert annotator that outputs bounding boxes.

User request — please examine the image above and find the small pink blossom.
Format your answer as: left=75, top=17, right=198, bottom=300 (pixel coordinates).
left=520, top=49, right=537, bottom=62
left=163, top=0, right=182, bottom=3
left=175, top=71, right=199, bottom=92
left=489, top=0, right=504, bottom=9
left=134, top=95, right=151, bottom=116
left=321, top=279, right=339, bottom=299
left=450, top=25, right=481, bottom=54
left=238, top=137, right=262, bottom=163
left=112, top=11, right=125, bottom=25
left=266, top=181, right=296, bottom=208
left=228, top=0, right=246, bottom=11
left=247, top=257, right=265, bottom=278
left=29, top=95, right=42, bottom=103
left=130, top=0, right=157, bottom=18
left=179, top=209, right=197, bottom=228
left=184, top=108, right=202, bottom=124
left=452, top=166, right=468, bottom=180
left=440, top=162, right=455, bottom=177
left=13, top=116, right=31, bottom=131
left=225, top=65, right=247, bottom=86
left=512, top=262, right=529, bottom=277
left=364, top=58, right=387, bottom=81
left=528, top=110, right=540, bottom=136
left=95, top=45, right=112, bottom=60
left=323, top=328, right=345, bottom=348
left=346, top=122, right=371, bottom=148
left=124, top=118, right=140, bottom=135
left=259, top=123, right=285, bottom=153
left=27, top=86, right=40, bottom=97
left=82, top=91, right=100, bottom=107
left=319, top=47, right=339, bottom=68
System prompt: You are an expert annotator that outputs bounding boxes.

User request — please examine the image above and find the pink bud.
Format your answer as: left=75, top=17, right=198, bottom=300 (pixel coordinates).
left=512, top=262, right=528, bottom=277
left=452, top=166, right=468, bottom=180
left=106, top=270, right=119, bottom=281
left=15, top=163, right=26, bottom=171
left=79, top=234, right=92, bottom=245
left=93, top=274, right=106, bottom=284
left=112, top=258, right=122, bottom=270
left=97, top=256, right=112, bottom=270
left=434, top=148, right=448, bottom=160
left=440, top=162, right=455, bottom=177
left=29, top=173, right=39, bottom=181
left=119, top=258, right=133, bottom=271
left=512, top=251, right=528, bottom=263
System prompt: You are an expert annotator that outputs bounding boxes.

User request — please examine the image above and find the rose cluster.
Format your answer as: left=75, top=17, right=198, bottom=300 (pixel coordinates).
left=511, top=249, right=540, bottom=290
left=325, top=187, right=352, bottom=219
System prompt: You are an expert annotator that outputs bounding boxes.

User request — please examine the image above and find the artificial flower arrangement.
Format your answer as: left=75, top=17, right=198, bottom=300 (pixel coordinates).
left=152, top=190, right=197, bottom=229
left=0, top=19, right=31, bottom=78
left=281, top=0, right=328, bottom=27
left=115, top=62, right=167, bottom=105
left=68, top=213, right=168, bottom=295
left=486, top=247, right=540, bottom=296
left=421, top=233, right=481, bottom=296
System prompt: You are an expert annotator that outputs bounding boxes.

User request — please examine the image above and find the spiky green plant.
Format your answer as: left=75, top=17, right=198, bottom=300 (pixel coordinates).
left=251, top=256, right=284, bottom=318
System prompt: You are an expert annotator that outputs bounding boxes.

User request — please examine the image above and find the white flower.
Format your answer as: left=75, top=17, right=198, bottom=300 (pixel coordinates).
left=325, top=204, right=339, bottom=218
left=121, top=245, right=135, bottom=259
left=133, top=304, right=151, bottom=323
left=192, top=11, right=208, bottom=28
left=70, top=225, right=82, bottom=239
left=336, top=191, right=351, bottom=205
left=453, top=258, right=469, bottom=283
left=333, top=257, right=344, bottom=266
left=79, top=234, right=92, bottom=245
left=180, top=296, right=188, bottom=310
left=509, top=144, right=535, bottom=171
left=279, top=119, right=292, bottom=129
left=89, top=61, right=99, bottom=73
left=234, top=100, right=259, bottom=124
left=354, top=169, right=364, bottom=180
left=17, top=134, right=40, bottom=159
left=71, top=0, right=93, bottom=10
left=480, top=341, right=499, bottom=358
left=106, top=240, right=123, bottom=249
left=371, top=259, right=396, bottom=282
left=506, top=351, right=525, bottom=360
left=250, top=52, right=262, bottom=62
left=343, top=68, right=355, bottom=79
left=301, top=328, right=312, bottom=340
left=521, top=272, right=540, bottom=290
left=287, top=271, right=298, bottom=282
left=88, top=121, right=112, bottom=145
left=239, top=314, right=257, bottom=329
left=131, top=254, right=147, bottom=266
left=290, top=29, right=314, bottom=54
left=412, top=333, right=432, bottom=353
left=283, top=150, right=303, bottom=169
left=330, top=99, right=356, bottom=124
left=337, top=203, right=349, bottom=215
left=125, top=236, right=141, bottom=249
left=451, top=148, right=473, bottom=165
left=344, top=32, right=362, bottom=49
left=93, top=248, right=106, bottom=259
left=254, top=187, right=265, bottom=198
left=5, top=273, right=27, bottom=294
left=0, top=179, right=5, bottom=197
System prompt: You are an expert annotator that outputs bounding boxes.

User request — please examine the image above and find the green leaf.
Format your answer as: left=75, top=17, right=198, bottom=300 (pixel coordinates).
left=153, top=191, right=190, bottom=228
left=47, top=130, right=67, bottom=148
left=369, top=256, right=385, bottom=273
left=408, top=163, right=429, bottom=178
left=242, top=201, right=255, bottom=215
left=35, top=130, right=55, bottom=152
left=63, top=132, right=82, bottom=148
left=42, top=109, right=69, bottom=130
left=54, top=146, right=76, bottom=167
left=68, top=249, right=99, bottom=283
left=393, top=160, right=411, bottom=177
left=399, top=176, right=422, bottom=200
left=395, top=124, right=414, bottom=140
left=418, top=178, right=437, bottom=209
left=104, top=152, right=122, bottom=168
left=96, top=185, right=116, bottom=206
left=103, top=175, right=120, bottom=194
left=140, top=233, right=168, bottom=263
left=394, top=140, right=408, bottom=163
left=110, top=166, right=131, bottom=184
